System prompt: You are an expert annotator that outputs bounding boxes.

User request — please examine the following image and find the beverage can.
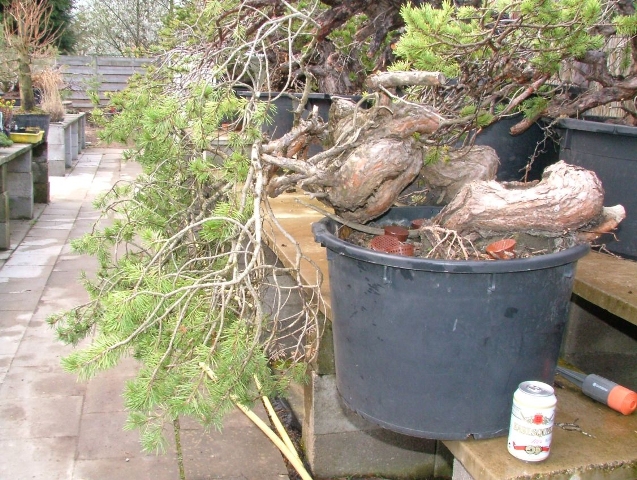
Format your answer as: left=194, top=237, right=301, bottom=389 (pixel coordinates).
left=507, top=380, right=556, bottom=462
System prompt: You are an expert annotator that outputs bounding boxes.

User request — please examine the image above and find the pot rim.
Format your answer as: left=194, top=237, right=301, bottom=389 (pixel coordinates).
left=312, top=208, right=589, bottom=274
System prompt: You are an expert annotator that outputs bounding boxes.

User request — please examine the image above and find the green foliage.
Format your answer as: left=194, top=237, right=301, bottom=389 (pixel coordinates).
left=424, top=146, right=451, bottom=165
left=69, top=0, right=172, bottom=55
left=396, top=0, right=604, bottom=77
left=0, top=131, right=12, bottom=146
left=48, top=5, right=320, bottom=455
left=0, top=0, right=75, bottom=52
left=615, top=13, right=637, bottom=36
left=48, top=0, right=76, bottom=53
left=395, top=2, right=467, bottom=78
left=522, top=96, right=550, bottom=121
left=475, top=110, right=494, bottom=128
left=327, top=13, right=382, bottom=78
left=390, top=0, right=631, bottom=142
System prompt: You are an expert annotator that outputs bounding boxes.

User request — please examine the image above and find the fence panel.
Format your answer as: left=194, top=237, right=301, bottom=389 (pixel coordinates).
left=55, top=55, right=154, bottom=110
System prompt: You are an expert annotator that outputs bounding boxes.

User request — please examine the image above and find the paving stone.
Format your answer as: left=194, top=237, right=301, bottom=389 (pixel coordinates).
left=11, top=328, right=75, bottom=367
left=0, top=291, right=43, bottom=311
left=0, top=264, right=54, bottom=280
left=38, top=213, right=79, bottom=222
left=0, top=355, right=12, bottom=384
left=0, top=395, right=83, bottom=438
left=42, top=206, right=81, bottom=216
left=83, top=370, right=131, bottom=414
left=35, top=277, right=91, bottom=319
left=13, top=238, right=65, bottom=253
left=23, top=228, right=71, bottom=240
left=77, top=410, right=151, bottom=460
left=30, top=220, right=75, bottom=230
left=54, top=253, right=98, bottom=273
left=178, top=415, right=289, bottom=480
left=3, top=252, right=60, bottom=266
left=0, top=149, right=289, bottom=480
left=0, top=364, right=86, bottom=399
left=0, top=276, right=48, bottom=293
left=0, top=436, right=77, bottom=480
left=0, top=312, right=31, bottom=355
left=72, top=456, right=179, bottom=480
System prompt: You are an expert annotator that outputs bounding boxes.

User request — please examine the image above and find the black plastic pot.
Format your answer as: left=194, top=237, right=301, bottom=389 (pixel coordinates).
left=557, top=118, right=637, bottom=260
left=235, top=91, right=297, bottom=140
left=312, top=207, right=588, bottom=440
left=473, top=114, right=559, bottom=181
left=13, top=113, right=50, bottom=138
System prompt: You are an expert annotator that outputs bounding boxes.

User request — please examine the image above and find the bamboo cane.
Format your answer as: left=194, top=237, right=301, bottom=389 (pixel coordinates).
left=199, top=363, right=313, bottom=480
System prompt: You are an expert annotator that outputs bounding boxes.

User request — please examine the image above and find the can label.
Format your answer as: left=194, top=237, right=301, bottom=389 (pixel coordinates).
left=507, top=381, right=556, bottom=462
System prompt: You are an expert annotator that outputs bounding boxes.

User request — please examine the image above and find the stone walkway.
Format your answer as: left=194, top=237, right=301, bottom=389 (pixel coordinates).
left=0, top=148, right=289, bottom=480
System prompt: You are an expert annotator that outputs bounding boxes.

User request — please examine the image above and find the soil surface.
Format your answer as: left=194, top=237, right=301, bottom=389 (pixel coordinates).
left=339, top=218, right=580, bottom=261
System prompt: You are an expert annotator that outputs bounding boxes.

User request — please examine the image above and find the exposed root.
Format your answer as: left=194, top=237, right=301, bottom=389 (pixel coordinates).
left=418, top=224, right=483, bottom=260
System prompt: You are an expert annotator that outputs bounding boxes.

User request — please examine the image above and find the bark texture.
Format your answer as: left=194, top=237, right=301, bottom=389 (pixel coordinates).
left=264, top=97, right=443, bottom=222
left=434, top=161, right=624, bottom=238
left=260, top=71, right=626, bottom=242
left=420, top=146, right=499, bottom=204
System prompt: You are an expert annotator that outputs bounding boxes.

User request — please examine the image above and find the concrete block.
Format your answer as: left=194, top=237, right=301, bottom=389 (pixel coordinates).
left=79, top=115, right=86, bottom=149
left=0, top=164, right=5, bottom=193
left=48, top=142, right=66, bottom=162
left=308, top=429, right=448, bottom=479
left=8, top=195, right=33, bottom=219
left=452, top=459, right=475, bottom=480
left=32, top=161, right=48, bottom=183
left=0, top=191, right=8, bottom=219
left=0, top=191, right=8, bottom=249
left=48, top=159, right=66, bottom=177
left=6, top=167, right=34, bottom=219
left=47, top=124, right=66, bottom=144
left=7, top=172, right=33, bottom=197
left=71, top=123, right=79, bottom=159
left=303, top=372, right=453, bottom=478
left=562, top=296, right=637, bottom=390
left=65, top=129, right=72, bottom=167
left=32, top=143, right=48, bottom=160
left=33, top=182, right=50, bottom=204
left=305, top=372, right=369, bottom=436
left=313, top=320, right=335, bottom=375
left=0, top=223, right=9, bottom=249
left=6, top=151, right=32, bottom=173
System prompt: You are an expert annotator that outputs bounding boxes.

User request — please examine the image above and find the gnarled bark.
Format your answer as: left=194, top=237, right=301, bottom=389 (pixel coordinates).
left=264, top=98, right=443, bottom=222
left=434, top=161, right=625, bottom=239
left=261, top=77, right=624, bottom=242
left=420, top=145, right=499, bottom=204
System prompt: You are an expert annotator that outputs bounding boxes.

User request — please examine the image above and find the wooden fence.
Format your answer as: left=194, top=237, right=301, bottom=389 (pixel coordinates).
left=54, top=55, right=154, bottom=110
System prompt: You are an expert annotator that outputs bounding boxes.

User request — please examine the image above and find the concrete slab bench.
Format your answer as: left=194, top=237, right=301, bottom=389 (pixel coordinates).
left=47, top=112, right=87, bottom=176
left=0, top=143, right=35, bottom=249
left=263, top=191, right=637, bottom=480
left=573, top=252, right=637, bottom=327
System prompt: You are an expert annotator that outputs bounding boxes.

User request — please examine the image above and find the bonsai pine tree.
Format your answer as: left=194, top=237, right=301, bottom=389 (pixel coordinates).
left=48, top=1, right=627, bottom=476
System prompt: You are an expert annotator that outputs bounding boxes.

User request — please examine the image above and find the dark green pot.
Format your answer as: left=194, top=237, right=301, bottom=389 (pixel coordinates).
left=14, top=113, right=51, bottom=138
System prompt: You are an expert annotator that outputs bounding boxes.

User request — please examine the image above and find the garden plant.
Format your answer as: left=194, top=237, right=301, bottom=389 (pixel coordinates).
left=48, top=0, right=636, bottom=477
left=2, top=0, right=61, bottom=113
